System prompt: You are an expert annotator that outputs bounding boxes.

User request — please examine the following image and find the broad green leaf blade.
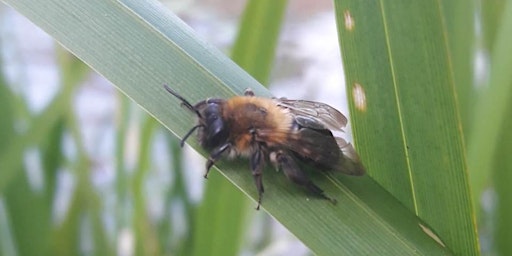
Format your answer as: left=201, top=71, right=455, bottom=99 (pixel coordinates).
left=192, top=0, right=287, bottom=255
left=335, top=1, right=478, bottom=255
left=2, top=0, right=450, bottom=254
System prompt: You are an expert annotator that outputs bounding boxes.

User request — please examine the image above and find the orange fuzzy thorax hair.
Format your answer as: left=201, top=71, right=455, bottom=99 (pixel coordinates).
left=223, top=96, right=292, bottom=153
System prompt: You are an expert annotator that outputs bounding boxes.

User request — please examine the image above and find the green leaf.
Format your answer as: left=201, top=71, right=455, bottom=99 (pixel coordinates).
left=231, top=0, right=288, bottom=84
left=439, top=0, right=476, bottom=137
left=334, top=1, right=478, bottom=255
left=2, top=0, right=452, bottom=254
left=0, top=61, right=15, bottom=157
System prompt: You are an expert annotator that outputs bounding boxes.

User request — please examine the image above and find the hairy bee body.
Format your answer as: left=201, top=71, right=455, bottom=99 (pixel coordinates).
left=164, top=85, right=365, bottom=209
left=221, top=96, right=292, bottom=155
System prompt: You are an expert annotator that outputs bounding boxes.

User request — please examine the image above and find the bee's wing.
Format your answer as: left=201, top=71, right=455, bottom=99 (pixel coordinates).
left=276, top=99, right=348, bottom=131
left=333, top=137, right=366, bottom=176
left=257, top=125, right=365, bottom=176
left=293, top=128, right=365, bottom=176
left=272, top=98, right=365, bottom=175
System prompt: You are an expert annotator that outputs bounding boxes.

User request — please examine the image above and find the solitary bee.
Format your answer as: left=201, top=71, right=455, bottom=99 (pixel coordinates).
left=164, top=85, right=365, bottom=210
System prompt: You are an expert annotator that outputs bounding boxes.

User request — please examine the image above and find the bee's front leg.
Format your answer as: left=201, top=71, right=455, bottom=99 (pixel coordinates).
left=205, top=143, right=231, bottom=178
left=250, top=146, right=265, bottom=210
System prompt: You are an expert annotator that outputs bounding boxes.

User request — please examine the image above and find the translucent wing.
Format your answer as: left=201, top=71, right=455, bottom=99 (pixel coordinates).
left=258, top=98, right=365, bottom=175
left=257, top=128, right=365, bottom=176
left=275, top=99, right=348, bottom=131
left=256, top=128, right=365, bottom=176
left=334, top=137, right=365, bottom=175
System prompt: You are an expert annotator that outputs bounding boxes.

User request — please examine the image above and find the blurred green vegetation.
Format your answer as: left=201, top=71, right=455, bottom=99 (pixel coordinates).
left=0, top=0, right=511, bottom=255
left=0, top=0, right=290, bottom=255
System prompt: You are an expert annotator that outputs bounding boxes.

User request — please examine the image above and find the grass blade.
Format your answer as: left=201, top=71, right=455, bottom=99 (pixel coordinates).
left=334, top=1, right=479, bottom=254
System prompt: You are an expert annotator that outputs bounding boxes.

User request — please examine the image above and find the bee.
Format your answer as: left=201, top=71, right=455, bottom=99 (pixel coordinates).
left=164, top=85, right=365, bottom=210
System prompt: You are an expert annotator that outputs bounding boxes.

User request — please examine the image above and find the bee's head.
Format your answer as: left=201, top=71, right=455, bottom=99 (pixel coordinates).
left=196, top=101, right=230, bottom=149
left=164, top=85, right=228, bottom=149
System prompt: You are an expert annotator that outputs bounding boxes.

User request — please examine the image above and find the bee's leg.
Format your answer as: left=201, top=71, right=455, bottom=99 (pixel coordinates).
left=274, top=151, right=337, bottom=205
left=250, top=147, right=265, bottom=210
left=244, top=88, right=255, bottom=97
left=205, top=143, right=231, bottom=178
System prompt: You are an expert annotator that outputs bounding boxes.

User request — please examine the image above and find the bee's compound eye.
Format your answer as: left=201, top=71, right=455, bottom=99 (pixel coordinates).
left=205, top=113, right=219, bottom=124
left=203, top=104, right=221, bottom=122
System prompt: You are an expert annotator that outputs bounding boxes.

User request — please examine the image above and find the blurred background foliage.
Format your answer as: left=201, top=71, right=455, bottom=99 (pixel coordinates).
left=0, top=0, right=511, bottom=255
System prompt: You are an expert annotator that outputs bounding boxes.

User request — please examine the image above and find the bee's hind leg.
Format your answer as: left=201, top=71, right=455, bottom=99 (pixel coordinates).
left=250, top=146, right=266, bottom=210
left=273, top=151, right=337, bottom=205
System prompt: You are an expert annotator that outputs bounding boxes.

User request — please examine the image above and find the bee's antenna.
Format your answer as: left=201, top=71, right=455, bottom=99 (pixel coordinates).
left=163, top=84, right=202, bottom=118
